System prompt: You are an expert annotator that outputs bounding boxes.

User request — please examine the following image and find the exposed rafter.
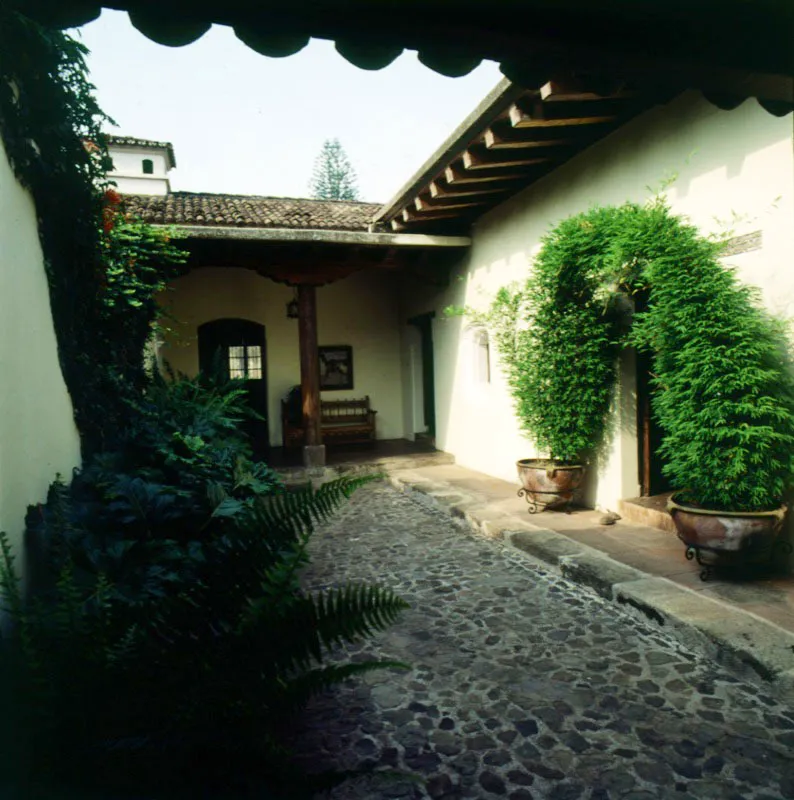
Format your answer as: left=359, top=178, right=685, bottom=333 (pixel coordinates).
left=508, top=98, right=619, bottom=128
left=374, top=75, right=662, bottom=231
left=444, top=165, right=530, bottom=185
left=462, top=148, right=553, bottom=170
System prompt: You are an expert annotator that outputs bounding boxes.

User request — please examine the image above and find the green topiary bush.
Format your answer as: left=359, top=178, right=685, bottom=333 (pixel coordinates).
left=488, top=206, right=637, bottom=462
left=480, top=199, right=794, bottom=510
left=629, top=203, right=794, bottom=511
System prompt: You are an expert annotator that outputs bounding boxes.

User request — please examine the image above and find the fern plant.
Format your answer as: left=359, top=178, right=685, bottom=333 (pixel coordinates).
left=2, top=378, right=408, bottom=797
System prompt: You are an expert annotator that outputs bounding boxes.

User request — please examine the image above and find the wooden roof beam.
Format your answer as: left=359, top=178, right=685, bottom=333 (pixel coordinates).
left=484, top=125, right=583, bottom=150
left=415, top=193, right=492, bottom=211
left=462, top=148, right=553, bottom=170
left=509, top=98, right=617, bottom=128
left=429, top=178, right=514, bottom=199
left=539, top=78, right=637, bottom=102
left=402, top=207, right=462, bottom=223
left=445, top=164, right=531, bottom=185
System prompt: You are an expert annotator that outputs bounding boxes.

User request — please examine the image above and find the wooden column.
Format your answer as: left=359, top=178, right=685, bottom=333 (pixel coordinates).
left=297, top=283, right=325, bottom=466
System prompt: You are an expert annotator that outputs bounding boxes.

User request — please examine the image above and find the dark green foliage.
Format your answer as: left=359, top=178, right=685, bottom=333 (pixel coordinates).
left=490, top=206, right=638, bottom=462
left=0, top=11, right=187, bottom=455
left=0, top=10, right=107, bottom=451
left=489, top=200, right=794, bottom=510
left=0, top=14, right=408, bottom=797
left=629, top=204, right=794, bottom=510
left=1, top=376, right=408, bottom=797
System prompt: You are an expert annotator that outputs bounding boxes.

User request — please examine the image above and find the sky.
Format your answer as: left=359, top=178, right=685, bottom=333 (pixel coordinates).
left=74, top=11, right=503, bottom=203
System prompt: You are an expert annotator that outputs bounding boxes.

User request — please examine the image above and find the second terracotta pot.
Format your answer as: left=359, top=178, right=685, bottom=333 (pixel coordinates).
left=516, top=458, right=584, bottom=514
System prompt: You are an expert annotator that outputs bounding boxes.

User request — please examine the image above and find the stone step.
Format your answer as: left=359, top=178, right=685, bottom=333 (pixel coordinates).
left=618, top=493, right=676, bottom=534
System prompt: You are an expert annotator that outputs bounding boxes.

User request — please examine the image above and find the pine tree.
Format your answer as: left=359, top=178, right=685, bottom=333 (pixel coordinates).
left=309, top=138, right=360, bottom=201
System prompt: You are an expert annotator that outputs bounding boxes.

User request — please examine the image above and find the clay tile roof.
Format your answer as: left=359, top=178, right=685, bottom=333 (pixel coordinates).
left=106, top=135, right=177, bottom=169
left=123, top=191, right=381, bottom=232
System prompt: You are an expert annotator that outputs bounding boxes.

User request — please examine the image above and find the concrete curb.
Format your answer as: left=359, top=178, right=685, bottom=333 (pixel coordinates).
left=387, top=470, right=794, bottom=698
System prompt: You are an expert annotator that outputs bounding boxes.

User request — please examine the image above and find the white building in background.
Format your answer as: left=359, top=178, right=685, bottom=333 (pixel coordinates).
left=106, top=136, right=175, bottom=195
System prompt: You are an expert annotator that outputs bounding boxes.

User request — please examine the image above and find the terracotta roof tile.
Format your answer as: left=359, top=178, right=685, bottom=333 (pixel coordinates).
left=123, top=192, right=381, bottom=232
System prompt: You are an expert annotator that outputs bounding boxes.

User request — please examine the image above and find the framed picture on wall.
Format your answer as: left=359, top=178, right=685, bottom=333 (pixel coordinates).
left=319, top=345, right=354, bottom=391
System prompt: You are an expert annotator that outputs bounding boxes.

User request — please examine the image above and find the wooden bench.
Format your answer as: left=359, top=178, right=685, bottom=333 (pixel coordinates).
left=281, top=395, right=377, bottom=449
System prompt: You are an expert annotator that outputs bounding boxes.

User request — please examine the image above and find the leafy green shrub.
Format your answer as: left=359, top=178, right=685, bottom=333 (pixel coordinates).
left=0, top=12, right=189, bottom=456
left=483, top=206, right=638, bottom=463
left=2, top=375, right=408, bottom=797
left=629, top=204, right=794, bottom=510
left=479, top=200, right=794, bottom=509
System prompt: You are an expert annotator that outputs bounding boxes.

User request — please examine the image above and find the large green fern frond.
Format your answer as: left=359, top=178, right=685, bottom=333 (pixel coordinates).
left=255, top=583, right=409, bottom=672
left=247, top=473, right=380, bottom=544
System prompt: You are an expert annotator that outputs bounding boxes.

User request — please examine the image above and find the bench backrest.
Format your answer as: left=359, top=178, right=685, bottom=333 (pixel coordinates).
left=320, top=396, right=371, bottom=425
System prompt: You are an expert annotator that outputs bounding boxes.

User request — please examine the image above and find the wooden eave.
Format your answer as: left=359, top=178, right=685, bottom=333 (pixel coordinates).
left=170, top=225, right=469, bottom=286
left=373, top=77, right=668, bottom=234
left=20, top=1, right=794, bottom=105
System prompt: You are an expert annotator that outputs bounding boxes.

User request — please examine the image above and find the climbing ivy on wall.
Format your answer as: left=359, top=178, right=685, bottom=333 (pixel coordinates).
left=0, top=10, right=186, bottom=454
left=465, top=200, right=794, bottom=512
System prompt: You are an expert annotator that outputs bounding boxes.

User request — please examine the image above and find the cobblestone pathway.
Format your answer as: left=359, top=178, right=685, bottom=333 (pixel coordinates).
left=292, top=483, right=794, bottom=799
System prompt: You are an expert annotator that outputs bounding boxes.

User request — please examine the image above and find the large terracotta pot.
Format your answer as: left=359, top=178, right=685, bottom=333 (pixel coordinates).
left=516, top=458, right=585, bottom=514
left=667, top=492, right=789, bottom=580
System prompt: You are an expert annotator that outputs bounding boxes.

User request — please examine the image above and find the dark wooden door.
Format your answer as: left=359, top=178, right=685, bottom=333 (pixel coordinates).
left=408, top=312, right=436, bottom=438
left=198, top=318, right=269, bottom=457
left=636, top=347, right=669, bottom=497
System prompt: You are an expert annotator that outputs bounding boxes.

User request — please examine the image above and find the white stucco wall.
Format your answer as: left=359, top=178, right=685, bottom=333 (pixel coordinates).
left=0, top=138, right=82, bottom=569
left=108, top=147, right=170, bottom=195
left=158, top=266, right=405, bottom=445
left=401, top=92, right=794, bottom=511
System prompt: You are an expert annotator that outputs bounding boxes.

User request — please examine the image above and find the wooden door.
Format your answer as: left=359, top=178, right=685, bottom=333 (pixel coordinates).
left=198, top=318, right=269, bottom=457
left=408, top=313, right=436, bottom=439
left=636, top=347, right=670, bottom=497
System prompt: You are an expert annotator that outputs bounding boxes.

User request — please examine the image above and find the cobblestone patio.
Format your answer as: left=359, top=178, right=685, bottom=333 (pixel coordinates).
left=291, top=483, right=794, bottom=799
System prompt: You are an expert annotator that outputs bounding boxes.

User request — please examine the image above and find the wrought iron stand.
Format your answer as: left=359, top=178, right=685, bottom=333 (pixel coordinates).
left=517, top=488, right=573, bottom=514
left=682, top=540, right=792, bottom=582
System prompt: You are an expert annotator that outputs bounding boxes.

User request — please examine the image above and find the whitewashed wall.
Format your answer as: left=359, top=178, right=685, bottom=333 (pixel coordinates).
left=108, top=146, right=171, bottom=195
left=159, top=267, right=405, bottom=445
left=401, top=93, right=794, bottom=511
left=0, top=138, right=82, bottom=571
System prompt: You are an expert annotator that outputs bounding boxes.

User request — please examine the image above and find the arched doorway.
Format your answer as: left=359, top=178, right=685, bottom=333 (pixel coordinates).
left=198, top=318, right=269, bottom=457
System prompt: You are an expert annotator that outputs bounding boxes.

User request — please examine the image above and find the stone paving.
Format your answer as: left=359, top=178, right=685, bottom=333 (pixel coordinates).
left=291, top=483, right=794, bottom=799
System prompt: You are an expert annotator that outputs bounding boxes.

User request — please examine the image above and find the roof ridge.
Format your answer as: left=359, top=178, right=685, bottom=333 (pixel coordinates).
left=122, top=191, right=379, bottom=231
left=164, top=190, right=380, bottom=206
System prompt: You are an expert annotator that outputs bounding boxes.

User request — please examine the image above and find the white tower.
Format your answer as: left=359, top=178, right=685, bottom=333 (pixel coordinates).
left=106, top=136, right=175, bottom=195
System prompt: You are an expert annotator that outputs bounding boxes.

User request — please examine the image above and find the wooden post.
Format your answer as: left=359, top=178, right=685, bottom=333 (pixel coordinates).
left=297, top=283, right=325, bottom=467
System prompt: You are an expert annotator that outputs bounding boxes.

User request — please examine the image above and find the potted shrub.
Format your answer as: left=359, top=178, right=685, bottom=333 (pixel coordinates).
left=483, top=207, right=633, bottom=512
left=629, top=204, right=794, bottom=577
left=472, top=200, right=794, bottom=543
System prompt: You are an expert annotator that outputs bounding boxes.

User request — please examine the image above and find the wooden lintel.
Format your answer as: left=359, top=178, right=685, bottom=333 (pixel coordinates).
left=509, top=100, right=616, bottom=128
left=445, top=164, right=529, bottom=185
left=462, top=148, right=552, bottom=171
left=429, top=178, right=513, bottom=199
left=415, top=193, right=490, bottom=211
